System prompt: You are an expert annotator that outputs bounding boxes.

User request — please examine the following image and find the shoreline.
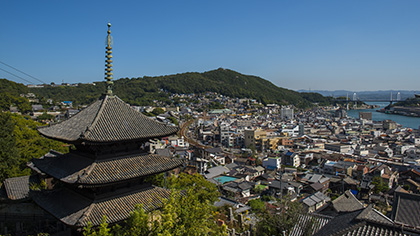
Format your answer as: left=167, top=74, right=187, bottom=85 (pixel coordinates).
left=377, top=109, right=420, bottom=118
left=377, top=106, right=420, bottom=118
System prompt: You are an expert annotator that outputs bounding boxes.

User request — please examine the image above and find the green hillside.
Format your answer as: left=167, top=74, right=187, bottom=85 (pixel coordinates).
left=0, top=78, right=31, bottom=113
left=393, top=96, right=420, bottom=107
left=151, top=68, right=311, bottom=107
left=0, top=69, right=333, bottom=108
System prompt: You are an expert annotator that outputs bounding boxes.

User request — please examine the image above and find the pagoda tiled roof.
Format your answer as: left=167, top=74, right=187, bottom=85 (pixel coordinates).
left=28, top=150, right=184, bottom=185
left=38, top=95, right=178, bottom=143
left=32, top=185, right=171, bottom=227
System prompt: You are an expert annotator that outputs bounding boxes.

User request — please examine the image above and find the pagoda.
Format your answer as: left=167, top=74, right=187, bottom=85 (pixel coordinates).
left=28, top=23, right=183, bottom=228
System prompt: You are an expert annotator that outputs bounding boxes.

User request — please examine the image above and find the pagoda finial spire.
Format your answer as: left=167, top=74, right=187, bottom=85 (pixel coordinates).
left=105, top=22, right=114, bottom=95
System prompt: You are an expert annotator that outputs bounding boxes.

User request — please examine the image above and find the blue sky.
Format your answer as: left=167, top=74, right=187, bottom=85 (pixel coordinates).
left=1, top=1, right=419, bottom=91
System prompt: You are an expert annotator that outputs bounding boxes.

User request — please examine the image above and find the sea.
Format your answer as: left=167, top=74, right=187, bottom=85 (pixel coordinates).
left=346, top=102, right=420, bottom=130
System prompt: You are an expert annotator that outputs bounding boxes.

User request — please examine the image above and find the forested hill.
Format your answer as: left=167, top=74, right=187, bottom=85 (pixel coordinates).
left=6, top=68, right=333, bottom=107
left=0, top=78, right=29, bottom=95
left=0, top=79, right=31, bottom=113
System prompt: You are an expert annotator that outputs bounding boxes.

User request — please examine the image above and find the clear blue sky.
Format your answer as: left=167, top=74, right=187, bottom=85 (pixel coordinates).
left=1, top=0, right=419, bottom=91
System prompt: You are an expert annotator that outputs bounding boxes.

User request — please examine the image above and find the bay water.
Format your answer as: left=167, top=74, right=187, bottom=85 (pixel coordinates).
left=346, top=102, right=420, bottom=129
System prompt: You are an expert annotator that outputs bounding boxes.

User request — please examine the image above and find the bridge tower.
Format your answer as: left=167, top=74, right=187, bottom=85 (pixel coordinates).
left=389, top=92, right=394, bottom=105
left=353, top=93, right=357, bottom=108
left=346, top=93, right=349, bottom=110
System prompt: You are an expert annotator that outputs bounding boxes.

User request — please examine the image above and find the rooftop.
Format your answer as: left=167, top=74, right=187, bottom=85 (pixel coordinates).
left=29, top=150, right=184, bottom=186
left=38, top=95, right=178, bottom=143
left=32, top=184, right=171, bottom=227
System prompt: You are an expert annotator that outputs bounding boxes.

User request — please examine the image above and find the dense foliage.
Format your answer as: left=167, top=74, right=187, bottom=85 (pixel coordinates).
left=248, top=199, right=265, bottom=213
left=0, top=79, right=31, bottom=113
left=83, top=173, right=226, bottom=236
left=371, top=176, right=390, bottom=194
left=0, top=78, right=29, bottom=96
left=255, top=196, right=312, bottom=236
left=0, top=113, right=20, bottom=182
left=26, top=69, right=334, bottom=108
left=0, top=112, right=68, bottom=182
left=167, top=173, right=220, bottom=204
left=300, top=92, right=335, bottom=106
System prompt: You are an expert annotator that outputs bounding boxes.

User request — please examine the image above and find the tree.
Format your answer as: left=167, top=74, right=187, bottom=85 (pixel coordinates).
left=248, top=199, right=265, bottom=213
left=0, top=113, right=68, bottom=182
left=14, top=96, right=31, bottom=114
left=208, top=101, right=224, bottom=109
left=371, top=176, right=389, bottom=194
left=151, top=107, right=165, bottom=116
left=37, top=112, right=55, bottom=122
left=0, top=112, right=19, bottom=182
left=255, top=196, right=304, bottom=236
left=83, top=217, right=111, bottom=236
left=167, top=173, right=220, bottom=204
left=167, top=116, right=178, bottom=126
left=0, top=93, right=31, bottom=114
left=120, top=205, right=152, bottom=236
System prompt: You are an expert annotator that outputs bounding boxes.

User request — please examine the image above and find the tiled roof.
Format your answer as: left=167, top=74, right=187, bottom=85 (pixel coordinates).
left=342, top=223, right=409, bottom=236
left=269, top=180, right=282, bottom=189
left=310, top=182, right=324, bottom=191
left=314, top=191, right=331, bottom=202
left=313, top=210, right=362, bottom=236
left=29, top=150, right=184, bottom=185
left=391, top=192, right=420, bottom=229
left=155, top=148, right=172, bottom=157
left=289, top=214, right=332, bottom=236
left=355, top=205, right=394, bottom=225
left=312, top=201, right=420, bottom=236
left=302, top=192, right=330, bottom=207
left=2, top=176, right=33, bottom=200
left=303, top=197, right=317, bottom=207
left=332, top=190, right=364, bottom=213
left=38, top=95, right=178, bottom=143
left=238, top=182, right=252, bottom=190
left=32, top=185, right=171, bottom=227
left=315, top=210, right=415, bottom=236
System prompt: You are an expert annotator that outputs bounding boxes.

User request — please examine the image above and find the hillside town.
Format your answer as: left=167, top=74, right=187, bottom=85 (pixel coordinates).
left=3, top=89, right=420, bottom=235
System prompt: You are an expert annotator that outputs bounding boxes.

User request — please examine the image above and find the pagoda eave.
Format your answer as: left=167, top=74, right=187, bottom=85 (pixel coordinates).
left=29, top=150, right=184, bottom=186
left=31, top=185, right=172, bottom=227
left=37, top=95, right=179, bottom=144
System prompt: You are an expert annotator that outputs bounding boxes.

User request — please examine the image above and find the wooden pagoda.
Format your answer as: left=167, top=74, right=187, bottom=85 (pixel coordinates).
left=28, top=23, right=183, bottom=228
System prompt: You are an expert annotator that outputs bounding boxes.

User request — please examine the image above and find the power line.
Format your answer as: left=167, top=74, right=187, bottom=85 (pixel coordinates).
left=0, top=60, right=46, bottom=84
left=0, top=67, right=34, bottom=84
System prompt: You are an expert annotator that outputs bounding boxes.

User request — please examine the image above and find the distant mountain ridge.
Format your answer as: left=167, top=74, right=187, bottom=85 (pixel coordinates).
left=298, top=89, right=420, bottom=101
